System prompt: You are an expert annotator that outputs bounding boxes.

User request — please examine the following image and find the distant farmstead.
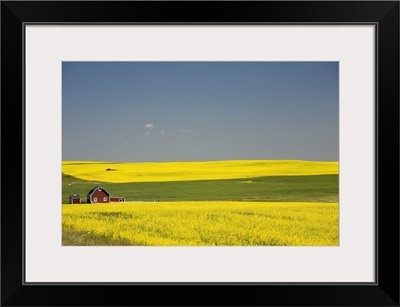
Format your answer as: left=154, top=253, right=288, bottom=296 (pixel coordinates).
left=86, top=186, right=125, bottom=204
left=69, top=194, right=81, bottom=204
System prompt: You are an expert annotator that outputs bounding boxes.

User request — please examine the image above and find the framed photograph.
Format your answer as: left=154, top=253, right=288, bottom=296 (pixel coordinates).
left=2, top=1, right=399, bottom=306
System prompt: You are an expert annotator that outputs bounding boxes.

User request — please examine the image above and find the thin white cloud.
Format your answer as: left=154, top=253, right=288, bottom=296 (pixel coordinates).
left=179, top=128, right=190, bottom=138
left=145, top=123, right=166, bottom=137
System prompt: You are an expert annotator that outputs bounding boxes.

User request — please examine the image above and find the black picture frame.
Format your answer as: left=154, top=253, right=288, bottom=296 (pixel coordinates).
left=1, top=1, right=399, bottom=306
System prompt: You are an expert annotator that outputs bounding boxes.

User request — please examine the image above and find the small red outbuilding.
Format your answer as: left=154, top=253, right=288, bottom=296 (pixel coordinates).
left=69, top=194, right=81, bottom=204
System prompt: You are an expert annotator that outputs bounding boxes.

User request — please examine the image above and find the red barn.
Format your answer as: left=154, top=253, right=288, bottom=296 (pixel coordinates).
left=69, top=194, right=81, bottom=204
left=86, top=186, right=125, bottom=204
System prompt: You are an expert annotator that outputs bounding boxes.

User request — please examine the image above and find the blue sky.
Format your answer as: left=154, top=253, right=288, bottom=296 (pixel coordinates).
left=62, top=62, right=338, bottom=162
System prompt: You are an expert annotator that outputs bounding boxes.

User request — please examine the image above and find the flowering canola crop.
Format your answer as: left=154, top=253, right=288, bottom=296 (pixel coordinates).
left=62, top=160, right=338, bottom=183
left=62, top=201, right=339, bottom=246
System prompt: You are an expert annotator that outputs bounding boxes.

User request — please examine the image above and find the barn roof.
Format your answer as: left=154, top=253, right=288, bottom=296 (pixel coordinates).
left=87, top=186, right=110, bottom=197
left=69, top=194, right=80, bottom=199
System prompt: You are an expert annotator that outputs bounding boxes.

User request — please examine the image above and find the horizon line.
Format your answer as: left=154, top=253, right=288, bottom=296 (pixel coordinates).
left=62, top=158, right=339, bottom=163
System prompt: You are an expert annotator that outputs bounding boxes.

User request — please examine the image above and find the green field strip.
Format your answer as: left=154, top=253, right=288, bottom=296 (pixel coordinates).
left=63, top=173, right=338, bottom=203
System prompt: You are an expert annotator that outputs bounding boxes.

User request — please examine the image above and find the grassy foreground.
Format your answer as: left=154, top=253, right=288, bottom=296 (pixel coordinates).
left=62, top=202, right=339, bottom=246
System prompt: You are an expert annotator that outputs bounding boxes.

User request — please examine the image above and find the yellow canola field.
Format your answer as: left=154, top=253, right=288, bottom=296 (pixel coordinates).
left=62, top=201, right=339, bottom=246
left=62, top=160, right=338, bottom=183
